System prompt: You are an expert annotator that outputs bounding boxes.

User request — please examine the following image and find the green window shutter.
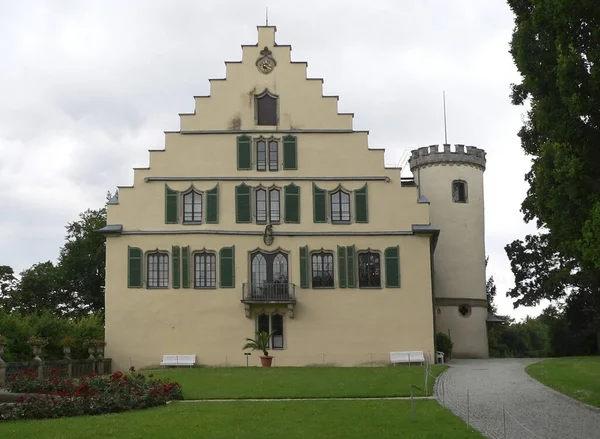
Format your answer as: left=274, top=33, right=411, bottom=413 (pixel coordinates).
left=284, top=184, right=300, bottom=223
left=283, top=135, right=298, bottom=170
left=219, top=246, right=235, bottom=288
left=127, top=247, right=143, bottom=288
left=385, top=246, right=401, bottom=288
left=299, top=245, right=309, bottom=288
left=346, top=245, right=356, bottom=288
left=313, top=184, right=327, bottom=223
left=235, top=184, right=251, bottom=223
left=182, top=246, right=190, bottom=288
left=172, top=246, right=181, bottom=289
left=355, top=184, right=368, bottom=223
left=165, top=185, right=179, bottom=224
left=237, top=135, right=252, bottom=170
left=206, top=185, right=219, bottom=224
left=337, top=245, right=347, bottom=288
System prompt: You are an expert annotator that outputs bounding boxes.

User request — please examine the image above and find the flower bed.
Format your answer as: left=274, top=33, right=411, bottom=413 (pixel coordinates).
left=0, top=367, right=182, bottom=421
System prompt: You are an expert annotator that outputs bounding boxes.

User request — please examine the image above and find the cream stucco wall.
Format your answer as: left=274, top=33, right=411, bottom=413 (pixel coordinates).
left=104, top=25, right=439, bottom=369
left=414, top=162, right=489, bottom=358
left=105, top=235, right=435, bottom=370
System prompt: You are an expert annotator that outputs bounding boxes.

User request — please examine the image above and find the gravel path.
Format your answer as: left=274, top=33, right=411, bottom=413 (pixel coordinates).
left=436, top=359, right=600, bottom=439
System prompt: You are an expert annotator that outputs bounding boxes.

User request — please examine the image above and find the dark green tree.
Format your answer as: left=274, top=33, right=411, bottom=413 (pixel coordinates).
left=57, top=206, right=107, bottom=314
left=485, top=257, right=498, bottom=314
left=11, top=262, right=74, bottom=315
left=508, top=0, right=600, bottom=267
left=0, top=265, right=18, bottom=311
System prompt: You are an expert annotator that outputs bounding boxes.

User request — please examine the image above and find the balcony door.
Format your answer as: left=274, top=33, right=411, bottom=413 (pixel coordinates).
left=251, top=252, right=288, bottom=299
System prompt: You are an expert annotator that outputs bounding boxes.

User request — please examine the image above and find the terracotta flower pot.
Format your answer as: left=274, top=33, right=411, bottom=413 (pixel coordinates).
left=260, top=356, right=273, bottom=367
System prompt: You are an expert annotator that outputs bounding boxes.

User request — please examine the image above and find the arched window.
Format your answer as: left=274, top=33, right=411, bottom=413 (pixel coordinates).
left=273, top=253, right=288, bottom=283
left=256, top=139, right=267, bottom=171
left=269, top=189, right=280, bottom=223
left=268, top=139, right=279, bottom=171
left=147, top=253, right=169, bottom=288
left=183, top=190, right=202, bottom=223
left=330, top=190, right=351, bottom=223
left=452, top=180, right=468, bottom=203
left=256, top=91, right=278, bottom=126
left=311, top=252, right=334, bottom=288
left=255, top=189, right=267, bottom=223
left=358, top=251, right=381, bottom=288
left=194, top=252, right=216, bottom=288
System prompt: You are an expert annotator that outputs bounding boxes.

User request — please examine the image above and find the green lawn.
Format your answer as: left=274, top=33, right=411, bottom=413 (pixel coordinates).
left=526, top=356, right=600, bottom=407
left=144, top=366, right=446, bottom=399
left=0, top=400, right=484, bottom=438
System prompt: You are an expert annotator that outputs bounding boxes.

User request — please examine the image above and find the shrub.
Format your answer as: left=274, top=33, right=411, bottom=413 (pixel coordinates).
left=0, top=311, right=104, bottom=361
left=436, top=332, right=453, bottom=360
left=0, top=368, right=182, bottom=421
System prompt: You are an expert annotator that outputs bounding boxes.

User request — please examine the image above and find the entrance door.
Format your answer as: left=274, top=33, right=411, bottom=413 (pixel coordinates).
left=251, top=252, right=289, bottom=299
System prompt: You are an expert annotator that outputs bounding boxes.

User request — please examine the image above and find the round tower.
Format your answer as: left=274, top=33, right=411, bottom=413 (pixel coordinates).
left=409, top=144, right=489, bottom=358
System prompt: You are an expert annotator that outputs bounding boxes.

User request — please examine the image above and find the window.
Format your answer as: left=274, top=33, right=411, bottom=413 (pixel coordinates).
left=194, top=252, right=216, bottom=288
left=255, top=188, right=280, bottom=224
left=255, top=189, right=267, bottom=223
left=257, top=313, right=284, bottom=349
left=256, top=139, right=267, bottom=171
left=147, top=253, right=169, bottom=288
left=452, top=180, right=468, bottom=203
left=256, top=91, right=277, bottom=125
left=269, top=189, right=280, bottom=223
left=269, top=139, right=279, bottom=171
left=358, top=251, right=381, bottom=288
left=330, top=190, right=351, bottom=223
left=311, top=252, right=334, bottom=288
left=183, top=190, right=202, bottom=223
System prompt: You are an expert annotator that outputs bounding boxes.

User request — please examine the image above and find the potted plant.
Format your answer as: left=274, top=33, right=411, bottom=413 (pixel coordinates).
left=243, top=331, right=275, bottom=367
left=61, top=335, right=76, bottom=359
left=0, top=333, right=7, bottom=362
left=27, top=335, right=49, bottom=361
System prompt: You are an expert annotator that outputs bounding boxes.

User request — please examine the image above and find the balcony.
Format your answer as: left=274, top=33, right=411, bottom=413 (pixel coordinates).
left=241, top=282, right=297, bottom=318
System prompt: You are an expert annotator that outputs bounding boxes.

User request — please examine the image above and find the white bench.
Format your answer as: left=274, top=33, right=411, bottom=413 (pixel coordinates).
left=160, top=354, right=196, bottom=367
left=390, top=351, right=426, bottom=365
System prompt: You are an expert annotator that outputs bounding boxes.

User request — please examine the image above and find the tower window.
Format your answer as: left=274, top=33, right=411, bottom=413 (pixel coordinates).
left=452, top=180, right=468, bottom=203
left=256, top=91, right=278, bottom=126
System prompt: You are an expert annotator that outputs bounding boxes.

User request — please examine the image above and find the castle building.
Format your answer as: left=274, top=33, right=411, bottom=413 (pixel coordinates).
left=101, top=26, right=489, bottom=370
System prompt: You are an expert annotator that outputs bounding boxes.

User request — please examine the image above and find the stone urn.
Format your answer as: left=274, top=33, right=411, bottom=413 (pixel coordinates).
left=0, top=343, right=5, bottom=363
left=63, top=346, right=71, bottom=360
left=96, top=345, right=104, bottom=360
left=32, top=345, right=42, bottom=361
left=87, top=346, right=96, bottom=361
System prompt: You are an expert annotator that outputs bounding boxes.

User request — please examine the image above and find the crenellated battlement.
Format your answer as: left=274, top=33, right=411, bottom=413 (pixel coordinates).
left=408, top=144, right=486, bottom=172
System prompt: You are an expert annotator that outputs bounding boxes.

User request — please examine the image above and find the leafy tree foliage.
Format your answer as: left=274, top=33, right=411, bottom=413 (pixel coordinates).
left=58, top=207, right=107, bottom=314
left=485, top=257, right=498, bottom=314
left=0, top=265, right=17, bottom=310
left=508, top=0, right=600, bottom=267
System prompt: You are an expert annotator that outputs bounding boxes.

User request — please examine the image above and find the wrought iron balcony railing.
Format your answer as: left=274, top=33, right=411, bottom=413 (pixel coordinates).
left=242, top=282, right=296, bottom=302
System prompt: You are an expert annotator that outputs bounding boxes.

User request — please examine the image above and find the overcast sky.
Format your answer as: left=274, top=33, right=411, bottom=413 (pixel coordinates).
left=0, top=0, right=545, bottom=319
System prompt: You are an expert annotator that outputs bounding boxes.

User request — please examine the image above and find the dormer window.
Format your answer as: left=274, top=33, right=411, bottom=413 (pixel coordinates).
left=256, top=90, right=278, bottom=126
left=452, top=180, right=468, bottom=203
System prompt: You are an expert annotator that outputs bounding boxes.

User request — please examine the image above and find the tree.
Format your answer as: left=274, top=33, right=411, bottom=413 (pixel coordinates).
left=0, top=265, right=17, bottom=311
left=508, top=0, right=600, bottom=268
left=10, top=262, right=75, bottom=315
left=505, top=232, right=600, bottom=352
left=485, top=257, right=498, bottom=314
left=57, top=207, right=107, bottom=314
